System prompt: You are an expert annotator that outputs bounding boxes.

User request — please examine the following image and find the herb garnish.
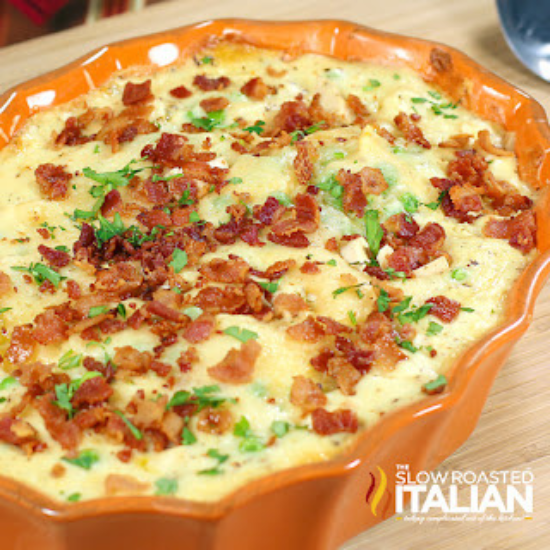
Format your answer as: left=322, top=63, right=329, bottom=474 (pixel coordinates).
left=63, top=449, right=99, bottom=470
left=114, top=410, right=143, bottom=440
left=198, top=448, right=229, bottom=475
left=364, top=209, right=383, bottom=257
left=188, top=109, right=225, bottom=131
left=223, top=326, right=258, bottom=343
left=11, top=262, right=65, bottom=288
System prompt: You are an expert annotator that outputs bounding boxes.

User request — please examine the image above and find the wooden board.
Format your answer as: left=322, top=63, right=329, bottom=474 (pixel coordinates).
left=0, top=1, right=548, bottom=548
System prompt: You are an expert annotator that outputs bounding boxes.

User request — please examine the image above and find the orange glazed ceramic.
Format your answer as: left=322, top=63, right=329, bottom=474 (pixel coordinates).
left=0, top=19, right=549, bottom=550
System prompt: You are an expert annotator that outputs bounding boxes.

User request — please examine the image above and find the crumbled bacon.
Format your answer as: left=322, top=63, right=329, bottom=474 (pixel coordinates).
left=200, top=96, right=229, bottom=113
left=105, top=474, right=149, bottom=496
left=113, top=346, right=152, bottom=375
left=290, top=375, right=327, bottom=414
left=183, top=316, right=214, bottom=344
left=207, top=339, right=261, bottom=384
left=193, top=74, right=231, bottom=91
left=170, top=85, right=192, bottom=99
left=483, top=210, right=536, bottom=254
left=476, top=129, right=514, bottom=157
left=294, top=141, right=317, bottom=186
left=38, top=244, right=70, bottom=268
left=32, top=310, right=68, bottom=345
left=0, top=416, right=44, bottom=455
left=101, top=189, right=122, bottom=216
left=196, top=407, right=233, bottom=435
left=35, top=164, right=72, bottom=200
left=426, top=295, right=461, bottom=323
left=72, top=376, right=113, bottom=408
left=327, top=357, right=361, bottom=395
left=254, top=196, right=286, bottom=226
left=287, top=316, right=325, bottom=343
left=177, top=347, right=198, bottom=372
left=200, top=257, right=249, bottom=283
left=311, top=408, right=359, bottom=435
left=273, top=293, right=308, bottom=318
left=36, top=393, right=81, bottom=450
left=346, top=94, right=370, bottom=125
left=146, top=300, right=185, bottom=323
left=7, top=325, right=36, bottom=364
left=241, top=77, right=273, bottom=100
left=394, top=112, right=431, bottom=149
left=122, top=80, right=153, bottom=106
left=269, top=100, right=312, bottom=136
left=54, top=117, right=93, bottom=147
left=300, top=261, right=320, bottom=274
left=0, top=271, right=13, bottom=296
left=337, top=167, right=388, bottom=217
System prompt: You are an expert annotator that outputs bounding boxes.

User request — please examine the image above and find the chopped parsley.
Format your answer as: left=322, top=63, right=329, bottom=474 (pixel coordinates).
left=258, top=281, right=279, bottom=293
left=233, top=416, right=265, bottom=453
left=399, top=193, right=420, bottom=214
left=11, top=262, right=65, bottom=288
left=223, top=326, right=258, bottom=343
left=155, top=478, right=178, bottom=496
left=423, top=374, right=448, bottom=394
left=189, top=211, right=201, bottom=223
left=243, top=120, right=265, bottom=135
left=461, top=307, right=475, bottom=313
left=290, top=121, right=326, bottom=143
left=377, top=288, right=390, bottom=312
left=397, top=304, right=432, bottom=324
left=53, top=372, right=102, bottom=418
left=228, top=177, right=243, bottom=185
left=116, top=303, right=127, bottom=320
left=397, top=339, right=418, bottom=353
left=67, top=493, right=82, bottom=502
left=183, top=306, right=203, bottom=321
left=424, top=190, right=447, bottom=211
left=427, top=321, right=444, bottom=336
left=326, top=259, right=337, bottom=267
left=0, top=307, right=11, bottom=315
left=39, top=221, right=64, bottom=239
left=333, top=283, right=366, bottom=299
left=348, top=310, right=357, bottom=326
left=89, top=305, right=109, bottom=318
left=363, top=79, right=381, bottom=91
left=271, top=420, right=291, bottom=438
left=114, top=410, right=143, bottom=440
left=0, top=377, right=17, bottom=391
left=198, top=448, right=229, bottom=475
left=201, top=56, right=214, bottom=65
left=182, top=426, right=197, bottom=445
left=188, top=109, right=225, bottom=131
left=364, top=209, right=383, bottom=257
left=451, top=268, right=468, bottom=281
left=63, top=449, right=99, bottom=470
left=411, top=93, right=458, bottom=119
left=94, top=213, right=127, bottom=245
left=169, top=248, right=188, bottom=273
left=58, top=350, right=83, bottom=370
left=166, top=385, right=231, bottom=412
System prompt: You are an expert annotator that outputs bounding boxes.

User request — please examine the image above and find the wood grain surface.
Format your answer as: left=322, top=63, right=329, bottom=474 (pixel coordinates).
left=0, top=1, right=548, bottom=548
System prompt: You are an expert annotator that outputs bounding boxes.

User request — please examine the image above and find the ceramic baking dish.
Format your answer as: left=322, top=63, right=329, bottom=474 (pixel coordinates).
left=0, top=19, right=549, bottom=550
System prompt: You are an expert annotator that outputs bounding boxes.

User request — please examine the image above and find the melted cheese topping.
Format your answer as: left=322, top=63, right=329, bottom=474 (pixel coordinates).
left=0, top=42, right=535, bottom=503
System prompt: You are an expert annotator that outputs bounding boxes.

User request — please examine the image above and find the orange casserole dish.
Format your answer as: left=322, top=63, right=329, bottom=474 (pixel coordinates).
left=0, top=19, right=549, bottom=550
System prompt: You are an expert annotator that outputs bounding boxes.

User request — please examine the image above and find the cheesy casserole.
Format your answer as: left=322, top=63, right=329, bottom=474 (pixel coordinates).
left=0, top=42, right=537, bottom=503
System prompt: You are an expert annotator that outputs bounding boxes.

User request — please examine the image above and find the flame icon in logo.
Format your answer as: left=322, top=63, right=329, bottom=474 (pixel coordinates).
left=365, top=466, right=388, bottom=517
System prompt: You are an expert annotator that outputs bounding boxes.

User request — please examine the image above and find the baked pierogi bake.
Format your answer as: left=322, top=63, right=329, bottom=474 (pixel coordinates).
left=0, top=41, right=537, bottom=503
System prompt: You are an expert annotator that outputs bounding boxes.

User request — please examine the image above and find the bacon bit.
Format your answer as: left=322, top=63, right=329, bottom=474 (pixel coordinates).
left=105, top=474, right=150, bottom=496
left=200, top=257, right=249, bottom=283
left=146, top=300, right=185, bottom=323
left=170, top=85, right=192, bottom=99
left=300, top=261, right=320, bottom=274
left=271, top=193, right=320, bottom=237
left=243, top=282, right=263, bottom=313
left=183, top=316, right=214, bottom=344
left=287, top=316, right=325, bottom=343
left=491, top=193, right=533, bottom=217
left=7, top=325, right=36, bottom=364
left=334, top=337, right=375, bottom=374
left=327, top=357, right=361, bottom=395
left=448, top=184, right=483, bottom=213
left=254, top=196, right=286, bottom=227
left=37, top=244, right=70, bottom=268
left=483, top=210, right=536, bottom=254
left=113, top=346, right=152, bottom=375
left=137, top=208, right=172, bottom=229
left=439, top=133, right=472, bottom=149
left=346, top=94, right=370, bottom=125
left=430, top=48, right=453, bottom=72
left=95, top=262, right=143, bottom=296
left=200, top=96, right=230, bottom=113
left=337, top=167, right=388, bottom=217
left=386, top=246, right=427, bottom=274
left=317, top=316, right=352, bottom=335
left=99, top=189, right=122, bottom=217
left=394, top=112, right=431, bottom=149
left=36, top=393, right=81, bottom=450
left=32, top=310, right=68, bottom=345
left=0, top=416, right=44, bottom=455
left=196, top=407, right=233, bottom=435
left=193, top=286, right=246, bottom=314
left=207, top=339, right=262, bottom=384
left=409, top=223, right=446, bottom=252
left=268, top=231, right=310, bottom=248
left=122, top=80, right=153, bottom=106
left=177, top=347, right=198, bottom=373
left=193, top=74, right=231, bottom=91
left=54, top=116, right=93, bottom=147
left=311, top=408, right=359, bottom=435
left=51, top=463, right=66, bottom=478
left=72, top=376, right=113, bottom=408
left=273, top=293, right=308, bottom=318
left=293, top=140, right=317, bottom=186
left=35, top=164, right=72, bottom=200
left=290, top=375, right=327, bottom=414
left=0, top=271, right=13, bottom=297
left=241, top=77, right=275, bottom=100
left=83, top=356, right=115, bottom=381
left=266, top=66, right=287, bottom=78
left=384, top=213, right=420, bottom=241
left=37, top=227, right=50, bottom=239
left=426, top=295, right=461, bottom=323
left=269, top=100, right=312, bottom=136
left=447, top=149, right=487, bottom=188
